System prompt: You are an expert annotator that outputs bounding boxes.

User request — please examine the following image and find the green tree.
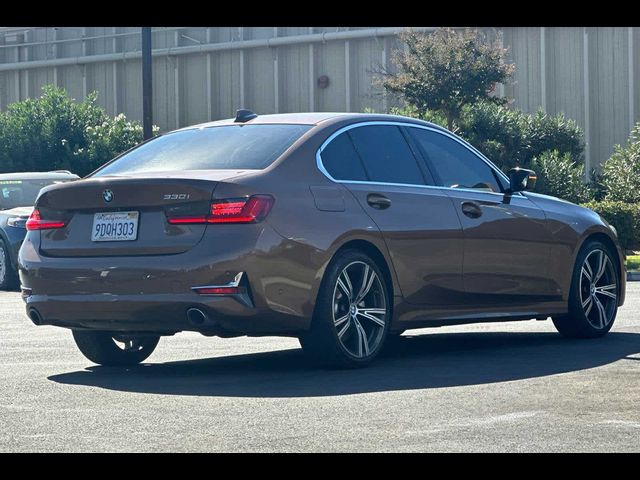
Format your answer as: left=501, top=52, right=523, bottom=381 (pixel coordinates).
left=379, top=28, right=514, bottom=131
left=459, top=101, right=584, bottom=171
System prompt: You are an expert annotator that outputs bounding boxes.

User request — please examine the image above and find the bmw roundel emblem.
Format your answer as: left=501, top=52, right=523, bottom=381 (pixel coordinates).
left=103, top=189, right=114, bottom=203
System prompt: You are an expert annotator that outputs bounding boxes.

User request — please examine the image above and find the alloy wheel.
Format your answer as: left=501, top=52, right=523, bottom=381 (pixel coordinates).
left=579, top=249, right=617, bottom=330
left=332, top=261, right=388, bottom=358
left=111, top=335, right=147, bottom=353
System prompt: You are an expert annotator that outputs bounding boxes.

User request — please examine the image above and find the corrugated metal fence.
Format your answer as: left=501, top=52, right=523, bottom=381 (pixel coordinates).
left=1, top=26, right=638, bottom=170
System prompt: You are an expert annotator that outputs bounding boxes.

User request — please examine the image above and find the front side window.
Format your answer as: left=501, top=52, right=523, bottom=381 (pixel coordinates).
left=93, top=124, right=312, bottom=176
left=409, top=128, right=504, bottom=193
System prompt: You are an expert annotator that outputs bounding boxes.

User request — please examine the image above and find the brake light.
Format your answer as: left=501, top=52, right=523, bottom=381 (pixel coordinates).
left=25, top=209, right=66, bottom=231
left=167, top=195, right=274, bottom=225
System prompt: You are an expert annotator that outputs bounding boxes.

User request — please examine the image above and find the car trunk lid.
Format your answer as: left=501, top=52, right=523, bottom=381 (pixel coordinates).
left=35, top=170, right=251, bottom=257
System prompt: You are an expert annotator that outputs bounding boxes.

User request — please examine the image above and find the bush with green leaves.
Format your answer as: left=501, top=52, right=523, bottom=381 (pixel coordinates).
left=523, top=110, right=584, bottom=167
left=531, top=150, right=594, bottom=204
left=458, top=101, right=524, bottom=169
left=600, top=123, right=640, bottom=204
left=0, top=85, right=157, bottom=177
left=581, top=200, right=640, bottom=249
left=459, top=101, right=584, bottom=171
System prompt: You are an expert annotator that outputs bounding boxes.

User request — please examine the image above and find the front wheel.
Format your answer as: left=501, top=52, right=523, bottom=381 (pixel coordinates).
left=0, top=239, right=18, bottom=291
left=299, top=250, right=391, bottom=368
left=72, top=331, right=160, bottom=366
left=552, top=240, right=620, bottom=338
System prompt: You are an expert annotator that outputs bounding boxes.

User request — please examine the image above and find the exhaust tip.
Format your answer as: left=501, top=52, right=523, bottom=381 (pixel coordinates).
left=186, top=308, right=208, bottom=326
left=28, top=308, right=43, bottom=326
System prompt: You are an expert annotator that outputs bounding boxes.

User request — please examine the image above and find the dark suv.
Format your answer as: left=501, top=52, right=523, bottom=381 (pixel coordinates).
left=0, top=170, right=78, bottom=289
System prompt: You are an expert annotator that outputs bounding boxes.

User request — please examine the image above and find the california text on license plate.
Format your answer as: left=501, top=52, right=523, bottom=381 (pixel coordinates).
left=91, top=211, right=139, bottom=242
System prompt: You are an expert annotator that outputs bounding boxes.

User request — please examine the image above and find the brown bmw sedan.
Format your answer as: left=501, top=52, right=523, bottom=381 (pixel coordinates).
left=18, top=111, right=626, bottom=368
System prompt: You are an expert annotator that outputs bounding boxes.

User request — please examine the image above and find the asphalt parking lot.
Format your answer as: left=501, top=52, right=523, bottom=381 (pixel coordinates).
left=1, top=285, right=639, bottom=452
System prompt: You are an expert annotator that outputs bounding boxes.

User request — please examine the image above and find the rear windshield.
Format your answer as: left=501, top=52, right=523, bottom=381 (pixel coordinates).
left=93, top=124, right=312, bottom=176
left=0, top=179, right=72, bottom=210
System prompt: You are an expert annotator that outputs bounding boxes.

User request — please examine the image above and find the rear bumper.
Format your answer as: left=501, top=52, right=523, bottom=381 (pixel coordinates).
left=18, top=222, right=314, bottom=335
left=23, top=292, right=300, bottom=335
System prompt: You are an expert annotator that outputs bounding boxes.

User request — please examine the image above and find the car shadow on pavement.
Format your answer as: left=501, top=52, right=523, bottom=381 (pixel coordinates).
left=48, top=331, right=640, bottom=398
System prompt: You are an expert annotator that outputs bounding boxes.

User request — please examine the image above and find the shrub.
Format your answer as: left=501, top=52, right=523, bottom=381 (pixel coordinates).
left=531, top=150, right=594, bottom=204
left=459, top=102, right=584, bottom=171
left=627, top=256, right=640, bottom=271
left=82, top=114, right=150, bottom=174
left=522, top=109, right=584, bottom=167
left=581, top=200, right=640, bottom=249
left=459, top=101, right=525, bottom=170
left=0, top=85, right=157, bottom=177
left=600, top=122, right=640, bottom=203
left=379, top=28, right=514, bottom=131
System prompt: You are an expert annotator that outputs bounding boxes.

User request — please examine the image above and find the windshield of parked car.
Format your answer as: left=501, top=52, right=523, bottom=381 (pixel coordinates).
left=0, top=179, right=71, bottom=210
left=93, top=124, right=313, bottom=176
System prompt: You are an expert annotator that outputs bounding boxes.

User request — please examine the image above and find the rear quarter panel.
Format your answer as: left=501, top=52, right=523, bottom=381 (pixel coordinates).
left=225, top=120, right=402, bottom=321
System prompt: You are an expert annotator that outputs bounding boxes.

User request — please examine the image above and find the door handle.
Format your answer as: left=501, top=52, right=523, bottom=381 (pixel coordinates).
left=461, top=201, right=483, bottom=218
left=367, top=193, right=392, bottom=210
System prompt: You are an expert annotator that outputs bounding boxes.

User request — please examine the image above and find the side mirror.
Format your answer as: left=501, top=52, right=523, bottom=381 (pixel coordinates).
left=507, top=167, right=537, bottom=193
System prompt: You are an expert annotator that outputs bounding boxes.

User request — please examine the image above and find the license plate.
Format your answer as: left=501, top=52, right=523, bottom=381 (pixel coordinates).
left=91, top=211, right=139, bottom=242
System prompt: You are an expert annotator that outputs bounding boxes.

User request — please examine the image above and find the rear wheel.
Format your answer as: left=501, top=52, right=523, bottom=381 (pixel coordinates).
left=72, top=330, right=160, bottom=366
left=299, top=250, right=391, bottom=368
left=552, top=240, right=620, bottom=338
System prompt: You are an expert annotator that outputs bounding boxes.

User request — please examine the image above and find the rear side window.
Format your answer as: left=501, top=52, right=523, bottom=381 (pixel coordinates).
left=348, top=125, right=426, bottom=185
left=409, top=128, right=504, bottom=193
left=321, top=132, right=368, bottom=181
left=93, top=124, right=312, bottom=176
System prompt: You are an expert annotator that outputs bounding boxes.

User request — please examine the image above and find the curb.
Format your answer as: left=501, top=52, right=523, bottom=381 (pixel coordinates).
left=627, top=272, right=640, bottom=282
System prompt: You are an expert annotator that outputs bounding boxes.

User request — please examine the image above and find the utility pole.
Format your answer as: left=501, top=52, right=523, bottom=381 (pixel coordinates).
left=142, top=27, right=153, bottom=140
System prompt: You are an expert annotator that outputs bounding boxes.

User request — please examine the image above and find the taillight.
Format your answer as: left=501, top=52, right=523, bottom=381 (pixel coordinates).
left=25, top=209, right=66, bottom=231
left=167, top=195, right=274, bottom=225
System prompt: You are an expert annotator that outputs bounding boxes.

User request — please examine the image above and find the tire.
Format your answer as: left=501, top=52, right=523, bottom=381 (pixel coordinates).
left=0, top=239, right=18, bottom=291
left=552, top=240, right=620, bottom=339
left=299, top=249, right=391, bottom=368
left=72, top=330, right=160, bottom=366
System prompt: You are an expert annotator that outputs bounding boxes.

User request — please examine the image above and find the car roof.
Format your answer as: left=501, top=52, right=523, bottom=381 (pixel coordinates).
left=177, top=112, right=448, bottom=132
left=0, top=171, right=79, bottom=181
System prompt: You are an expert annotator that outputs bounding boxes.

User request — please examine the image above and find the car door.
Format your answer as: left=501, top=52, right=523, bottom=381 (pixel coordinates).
left=406, top=126, right=558, bottom=305
left=318, top=123, right=466, bottom=306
